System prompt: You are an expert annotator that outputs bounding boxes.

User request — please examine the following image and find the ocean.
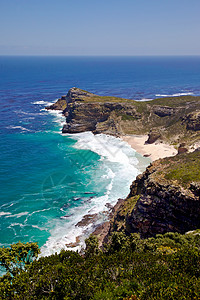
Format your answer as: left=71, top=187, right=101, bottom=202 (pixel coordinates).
left=0, top=56, right=200, bottom=258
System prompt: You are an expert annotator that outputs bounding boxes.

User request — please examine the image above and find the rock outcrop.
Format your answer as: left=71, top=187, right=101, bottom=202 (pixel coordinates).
left=146, top=129, right=161, bottom=144
left=152, top=105, right=178, bottom=117
left=182, top=111, right=200, bottom=131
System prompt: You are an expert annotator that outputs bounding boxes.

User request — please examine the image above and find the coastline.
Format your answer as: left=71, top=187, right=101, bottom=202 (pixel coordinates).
left=91, top=135, right=178, bottom=246
left=121, top=135, right=177, bottom=161
left=62, top=133, right=178, bottom=251
left=39, top=131, right=150, bottom=255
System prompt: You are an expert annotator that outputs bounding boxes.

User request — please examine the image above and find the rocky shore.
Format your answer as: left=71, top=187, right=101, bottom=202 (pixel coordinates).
left=46, top=87, right=200, bottom=245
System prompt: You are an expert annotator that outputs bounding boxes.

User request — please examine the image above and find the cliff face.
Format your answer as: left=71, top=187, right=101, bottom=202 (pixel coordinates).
left=46, top=87, right=200, bottom=145
left=109, top=151, right=200, bottom=238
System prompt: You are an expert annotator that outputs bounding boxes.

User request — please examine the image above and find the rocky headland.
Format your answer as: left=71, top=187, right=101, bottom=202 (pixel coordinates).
left=47, top=87, right=200, bottom=147
left=46, top=87, right=200, bottom=242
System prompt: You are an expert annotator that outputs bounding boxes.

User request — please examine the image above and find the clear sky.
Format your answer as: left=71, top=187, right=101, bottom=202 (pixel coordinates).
left=0, top=0, right=200, bottom=56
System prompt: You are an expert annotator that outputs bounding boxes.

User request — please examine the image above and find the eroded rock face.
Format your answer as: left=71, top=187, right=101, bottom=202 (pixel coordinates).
left=153, top=105, right=178, bottom=117
left=183, top=111, right=200, bottom=131
left=46, top=95, right=67, bottom=111
left=66, top=87, right=95, bottom=102
left=62, top=102, right=120, bottom=134
left=125, top=157, right=200, bottom=237
left=146, top=129, right=161, bottom=144
left=59, top=88, right=141, bottom=136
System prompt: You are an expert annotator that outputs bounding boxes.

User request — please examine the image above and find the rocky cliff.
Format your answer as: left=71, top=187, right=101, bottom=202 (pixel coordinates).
left=47, top=87, right=200, bottom=146
left=107, top=150, right=200, bottom=238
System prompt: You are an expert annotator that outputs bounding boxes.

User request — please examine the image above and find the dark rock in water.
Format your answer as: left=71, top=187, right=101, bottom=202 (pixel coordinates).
left=84, top=192, right=96, bottom=195
left=60, top=203, right=70, bottom=210
left=65, top=236, right=81, bottom=248
left=75, top=213, right=98, bottom=227
left=60, top=214, right=73, bottom=219
left=73, top=197, right=82, bottom=201
left=105, top=203, right=113, bottom=210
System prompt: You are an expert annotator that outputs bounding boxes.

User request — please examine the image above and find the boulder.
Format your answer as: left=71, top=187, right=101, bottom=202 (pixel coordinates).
left=146, top=130, right=161, bottom=144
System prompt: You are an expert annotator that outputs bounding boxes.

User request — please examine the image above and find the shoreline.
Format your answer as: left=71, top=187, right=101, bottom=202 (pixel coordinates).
left=40, top=131, right=149, bottom=255
left=91, top=135, right=178, bottom=245
left=65, top=134, right=178, bottom=250
left=121, top=135, right=177, bottom=161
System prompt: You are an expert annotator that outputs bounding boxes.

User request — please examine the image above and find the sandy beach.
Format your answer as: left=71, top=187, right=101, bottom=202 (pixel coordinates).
left=121, top=135, right=177, bottom=161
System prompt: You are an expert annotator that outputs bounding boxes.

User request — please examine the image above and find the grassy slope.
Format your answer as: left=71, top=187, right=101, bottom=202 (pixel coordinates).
left=161, top=150, right=200, bottom=187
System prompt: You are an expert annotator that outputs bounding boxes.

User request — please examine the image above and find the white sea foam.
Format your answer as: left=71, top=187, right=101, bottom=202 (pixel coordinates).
left=46, top=109, right=66, bottom=129
left=6, top=125, right=33, bottom=132
left=5, top=211, right=29, bottom=218
left=32, top=225, right=47, bottom=231
left=71, top=132, right=138, bottom=165
left=14, top=109, right=46, bottom=116
left=40, top=131, right=149, bottom=256
left=0, top=212, right=12, bottom=217
left=156, top=92, right=194, bottom=97
left=32, top=100, right=55, bottom=106
left=138, top=98, right=153, bottom=102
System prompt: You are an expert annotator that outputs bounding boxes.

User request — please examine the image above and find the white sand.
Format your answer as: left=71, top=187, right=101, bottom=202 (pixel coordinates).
left=121, top=135, right=177, bottom=162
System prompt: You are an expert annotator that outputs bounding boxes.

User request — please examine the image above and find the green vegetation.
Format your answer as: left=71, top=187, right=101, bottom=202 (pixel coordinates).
left=0, top=233, right=200, bottom=299
left=120, top=114, right=135, bottom=121
left=149, top=95, right=200, bottom=107
left=162, top=151, right=200, bottom=187
left=80, top=93, right=200, bottom=107
left=0, top=242, right=40, bottom=276
left=83, top=95, right=133, bottom=103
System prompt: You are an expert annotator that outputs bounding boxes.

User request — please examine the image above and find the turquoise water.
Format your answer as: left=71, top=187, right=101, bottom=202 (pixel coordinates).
left=0, top=105, right=149, bottom=256
left=0, top=56, right=200, bottom=257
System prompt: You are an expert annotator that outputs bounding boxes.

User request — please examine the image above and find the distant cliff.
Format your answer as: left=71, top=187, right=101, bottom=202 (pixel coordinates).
left=46, top=87, right=200, bottom=148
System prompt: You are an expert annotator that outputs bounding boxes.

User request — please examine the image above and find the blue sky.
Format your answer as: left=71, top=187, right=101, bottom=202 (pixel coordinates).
left=0, top=0, right=200, bottom=55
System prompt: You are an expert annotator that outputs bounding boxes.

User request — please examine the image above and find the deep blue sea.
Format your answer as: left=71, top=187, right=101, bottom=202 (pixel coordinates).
left=1, top=56, right=200, bottom=258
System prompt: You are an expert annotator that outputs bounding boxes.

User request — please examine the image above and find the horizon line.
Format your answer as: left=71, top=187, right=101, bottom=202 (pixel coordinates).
left=0, top=54, right=200, bottom=57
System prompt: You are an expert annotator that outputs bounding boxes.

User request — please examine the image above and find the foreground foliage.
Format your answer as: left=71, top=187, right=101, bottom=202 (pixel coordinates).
left=0, top=242, right=40, bottom=276
left=0, top=232, right=200, bottom=299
